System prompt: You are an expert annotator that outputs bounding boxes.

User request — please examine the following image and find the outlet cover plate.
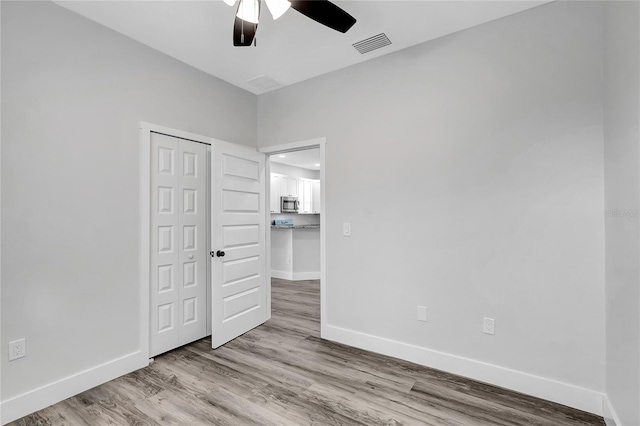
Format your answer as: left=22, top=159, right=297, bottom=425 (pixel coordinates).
left=483, top=318, right=495, bottom=335
left=9, top=338, right=26, bottom=361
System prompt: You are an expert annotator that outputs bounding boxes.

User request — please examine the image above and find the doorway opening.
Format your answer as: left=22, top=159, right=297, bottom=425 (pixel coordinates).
left=260, top=138, right=327, bottom=337
left=270, top=148, right=321, bottom=279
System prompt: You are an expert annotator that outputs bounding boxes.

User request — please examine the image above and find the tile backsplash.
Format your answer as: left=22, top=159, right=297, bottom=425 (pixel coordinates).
left=271, top=213, right=320, bottom=226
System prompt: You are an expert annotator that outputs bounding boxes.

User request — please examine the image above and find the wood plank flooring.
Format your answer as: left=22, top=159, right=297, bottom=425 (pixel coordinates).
left=11, top=278, right=605, bottom=426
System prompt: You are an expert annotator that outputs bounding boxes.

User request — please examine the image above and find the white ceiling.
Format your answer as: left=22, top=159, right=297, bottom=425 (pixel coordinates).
left=56, top=0, right=549, bottom=95
left=271, top=148, right=321, bottom=170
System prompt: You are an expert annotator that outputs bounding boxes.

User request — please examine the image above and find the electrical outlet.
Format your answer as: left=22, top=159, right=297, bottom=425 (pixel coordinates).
left=286, top=257, right=291, bottom=265
left=9, top=338, right=26, bottom=361
left=343, top=223, right=351, bottom=237
left=417, top=306, right=427, bottom=322
left=483, top=318, right=495, bottom=335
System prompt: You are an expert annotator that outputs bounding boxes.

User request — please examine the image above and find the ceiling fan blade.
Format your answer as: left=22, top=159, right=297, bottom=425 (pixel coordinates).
left=233, top=16, right=257, bottom=46
left=290, top=0, right=356, bottom=33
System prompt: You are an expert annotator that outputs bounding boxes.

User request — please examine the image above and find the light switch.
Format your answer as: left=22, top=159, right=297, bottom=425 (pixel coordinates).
left=417, top=306, right=427, bottom=322
left=343, top=223, right=351, bottom=237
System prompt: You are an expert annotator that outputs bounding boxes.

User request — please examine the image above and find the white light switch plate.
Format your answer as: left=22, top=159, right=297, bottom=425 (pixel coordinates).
left=417, top=306, right=427, bottom=322
left=343, top=223, right=351, bottom=237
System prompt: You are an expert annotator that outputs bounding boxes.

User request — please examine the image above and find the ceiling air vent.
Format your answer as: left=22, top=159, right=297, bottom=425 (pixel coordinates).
left=247, top=75, right=282, bottom=92
left=352, top=33, right=392, bottom=55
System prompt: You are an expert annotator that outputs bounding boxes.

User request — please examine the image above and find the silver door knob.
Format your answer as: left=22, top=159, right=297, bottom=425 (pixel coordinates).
left=188, top=254, right=194, bottom=259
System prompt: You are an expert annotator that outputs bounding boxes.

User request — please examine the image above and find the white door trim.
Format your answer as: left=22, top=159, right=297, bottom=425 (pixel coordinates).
left=259, top=138, right=328, bottom=338
left=139, top=122, right=213, bottom=361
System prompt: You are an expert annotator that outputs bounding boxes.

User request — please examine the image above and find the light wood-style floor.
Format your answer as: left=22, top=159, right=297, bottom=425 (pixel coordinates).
left=12, top=278, right=605, bottom=426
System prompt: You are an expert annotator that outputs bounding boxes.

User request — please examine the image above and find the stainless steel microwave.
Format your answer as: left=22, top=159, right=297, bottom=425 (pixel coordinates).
left=281, top=196, right=299, bottom=213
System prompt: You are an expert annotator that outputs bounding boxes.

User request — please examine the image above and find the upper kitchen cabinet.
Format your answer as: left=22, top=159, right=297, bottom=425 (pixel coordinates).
left=298, top=178, right=312, bottom=214
left=279, top=174, right=298, bottom=197
left=299, top=178, right=321, bottom=214
left=312, top=179, right=321, bottom=214
left=270, top=174, right=281, bottom=213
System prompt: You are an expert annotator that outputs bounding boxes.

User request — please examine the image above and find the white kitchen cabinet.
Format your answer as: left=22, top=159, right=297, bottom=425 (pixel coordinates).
left=270, top=174, right=281, bottom=213
left=298, top=178, right=320, bottom=214
left=311, top=180, right=321, bottom=214
left=298, top=178, right=313, bottom=214
left=279, top=175, right=298, bottom=197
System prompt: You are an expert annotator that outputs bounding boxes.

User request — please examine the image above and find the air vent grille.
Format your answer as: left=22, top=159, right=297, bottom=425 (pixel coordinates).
left=247, top=75, right=282, bottom=91
left=353, top=33, right=392, bottom=55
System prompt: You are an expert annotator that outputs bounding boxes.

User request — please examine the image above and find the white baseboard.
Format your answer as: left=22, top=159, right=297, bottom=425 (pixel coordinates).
left=603, top=394, right=622, bottom=426
left=1, top=351, right=148, bottom=424
left=272, top=270, right=292, bottom=280
left=292, top=271, right=320, bottom=280
left=323, top=324, right=605, bottom=416
left=272, top=270, right=320, bottom=281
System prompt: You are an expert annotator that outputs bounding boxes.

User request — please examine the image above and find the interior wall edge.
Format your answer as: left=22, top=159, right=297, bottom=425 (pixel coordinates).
left=324, top=324, right=605, bottom=417
left=0, top=351, right=147, bottom=425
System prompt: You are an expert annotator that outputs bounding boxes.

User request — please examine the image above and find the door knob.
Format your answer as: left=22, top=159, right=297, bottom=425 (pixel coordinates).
left=188, top=254, right=194, bottom=260
left=216, top=250, right=225, bottom=257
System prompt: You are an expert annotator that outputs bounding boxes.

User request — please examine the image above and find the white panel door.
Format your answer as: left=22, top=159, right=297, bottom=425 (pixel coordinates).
left=211, top=140, right=267, bottom=348
left=150, top=133, right=207, bottom=357
left=178, top=140, right=207, bottom=346
left=150, top=134, right=180, bottom=355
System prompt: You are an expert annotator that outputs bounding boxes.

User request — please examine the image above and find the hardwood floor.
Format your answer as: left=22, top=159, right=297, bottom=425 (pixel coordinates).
left=12, top=278, right=605, bottom=426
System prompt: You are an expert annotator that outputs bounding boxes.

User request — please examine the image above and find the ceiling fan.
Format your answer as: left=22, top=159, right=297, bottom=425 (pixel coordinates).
left=223, top=0, right=357, bottom=46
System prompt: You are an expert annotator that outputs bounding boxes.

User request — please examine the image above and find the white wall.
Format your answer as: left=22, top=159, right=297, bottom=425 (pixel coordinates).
left=603, top=2, right=640, bottom=425
left=259, top=1, right=605, bottom=413
left=1, top=1, right=256, bottom=422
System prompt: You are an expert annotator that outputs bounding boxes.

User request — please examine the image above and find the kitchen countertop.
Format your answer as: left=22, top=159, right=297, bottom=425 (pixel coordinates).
left=271, top=225, right=320, bottom=229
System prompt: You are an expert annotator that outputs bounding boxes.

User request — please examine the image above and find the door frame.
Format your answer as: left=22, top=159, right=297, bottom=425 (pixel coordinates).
left=140, top=124, right=323, bottom=359
left=259, top=138, right=327, bottom=336
left=139, top=122, right=213, bottom=360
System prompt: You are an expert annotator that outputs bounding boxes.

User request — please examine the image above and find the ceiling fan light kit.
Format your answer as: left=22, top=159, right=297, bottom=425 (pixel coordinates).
left=226, top=0, right=357, bottom=47
left=237, top=0, right=260, bottom=24
left=265, top=0, right=291, bottom=20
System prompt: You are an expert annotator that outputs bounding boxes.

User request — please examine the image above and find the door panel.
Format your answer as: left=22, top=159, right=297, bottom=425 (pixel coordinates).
left=151, top=135, right=180, bottom=355
left=150, top=133, right=207, bottom=357
left=223, top=225, right=259, bottom=248
left=211, top=140, right=267, bottom=348
left=178, top=139, right=207, bottom=346
left=222, top=190, right=260, bottom=212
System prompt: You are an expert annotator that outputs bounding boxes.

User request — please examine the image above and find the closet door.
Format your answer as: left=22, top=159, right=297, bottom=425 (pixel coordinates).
left=178, top=140, right=207, bottom=345
left=150, top=133, right=207, bottom=357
